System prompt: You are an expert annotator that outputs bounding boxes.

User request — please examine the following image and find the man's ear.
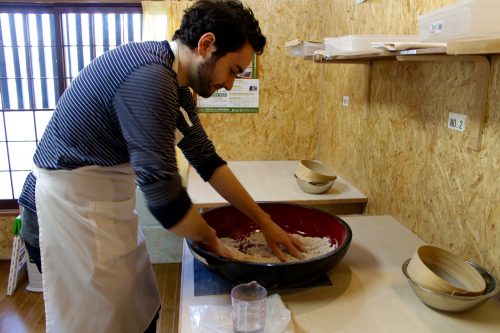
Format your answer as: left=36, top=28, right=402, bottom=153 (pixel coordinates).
left=198, top=32, right=216, bottom=58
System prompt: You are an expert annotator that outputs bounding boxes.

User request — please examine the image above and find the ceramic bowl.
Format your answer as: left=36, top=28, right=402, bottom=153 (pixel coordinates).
left=402, top=259, right=499, bottom=312
left=295, top=160, right=337, bottom=183
left=406, top=245, right=486, bottom=296
left=187, top=202, right=352, bottom=289
left=295, top=174, right=335, bottom=194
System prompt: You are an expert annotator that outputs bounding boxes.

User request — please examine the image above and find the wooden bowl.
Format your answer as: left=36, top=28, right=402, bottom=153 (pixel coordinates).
left=296, top=160, right=337, bottom=183
left=406, top=245, right=486, bottom=296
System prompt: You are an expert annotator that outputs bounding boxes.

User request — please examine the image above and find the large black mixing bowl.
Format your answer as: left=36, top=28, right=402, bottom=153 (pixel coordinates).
left=187, top=202, right=352, bottom=289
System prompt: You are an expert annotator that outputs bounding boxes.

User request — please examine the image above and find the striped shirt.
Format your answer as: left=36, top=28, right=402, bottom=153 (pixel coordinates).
left=18, top=40, right=225, bottom=229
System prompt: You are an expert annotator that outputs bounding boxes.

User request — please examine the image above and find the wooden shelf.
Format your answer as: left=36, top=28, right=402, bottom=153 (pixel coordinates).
left=309, top=45, right=495, bottom=151
left=447, top=37, right=500, bottom=55
left=309, top=47, right=448, bottom=63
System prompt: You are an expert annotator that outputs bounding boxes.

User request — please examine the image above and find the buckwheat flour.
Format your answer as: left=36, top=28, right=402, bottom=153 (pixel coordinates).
left=220, top=232, right=338, bottom=263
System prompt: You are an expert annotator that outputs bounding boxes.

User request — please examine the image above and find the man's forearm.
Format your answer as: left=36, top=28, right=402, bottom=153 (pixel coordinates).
left=207, top=164, right=272, bottom=227
left=168, top=204, right=217, bottom=244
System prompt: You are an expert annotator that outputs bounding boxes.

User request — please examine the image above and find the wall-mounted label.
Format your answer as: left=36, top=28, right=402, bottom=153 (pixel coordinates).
left=400, top=50, right=417, bottom=55
left=429, top=20, right=444, bottom=34
left=342, top=96, right=350, bottom=107
left=448, top=112, right=467, bottom=132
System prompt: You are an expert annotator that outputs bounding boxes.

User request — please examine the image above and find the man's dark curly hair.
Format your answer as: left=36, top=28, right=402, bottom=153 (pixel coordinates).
left=172, top=0, right=266, bottom=57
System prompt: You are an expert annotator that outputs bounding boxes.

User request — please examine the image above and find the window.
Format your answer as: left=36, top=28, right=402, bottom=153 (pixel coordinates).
left=0, top=3, right=142, bottom=209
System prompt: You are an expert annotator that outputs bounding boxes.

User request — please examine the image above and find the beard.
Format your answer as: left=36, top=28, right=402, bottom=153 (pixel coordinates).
left=190, top=56, right=218, bottom=98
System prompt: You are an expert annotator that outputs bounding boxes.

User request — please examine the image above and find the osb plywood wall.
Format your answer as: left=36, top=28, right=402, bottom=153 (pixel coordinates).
left=0, top=215, right=16, bottom=259
left=199, top=0, right=498, bottom=277
left=198, top=0, right=323, bottom=160
left=318, top=0, right=499, bottom=277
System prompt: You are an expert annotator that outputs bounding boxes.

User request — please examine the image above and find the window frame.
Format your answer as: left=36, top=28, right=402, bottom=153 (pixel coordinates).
left=0, top=1, right=142, bottom=210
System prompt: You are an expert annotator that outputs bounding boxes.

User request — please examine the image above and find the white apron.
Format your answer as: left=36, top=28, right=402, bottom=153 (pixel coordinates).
left=35, top=164, right=161, bottom=333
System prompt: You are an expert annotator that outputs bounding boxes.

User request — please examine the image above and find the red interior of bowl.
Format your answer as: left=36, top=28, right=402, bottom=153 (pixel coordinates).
left=202, top=203, right=349, bottom=245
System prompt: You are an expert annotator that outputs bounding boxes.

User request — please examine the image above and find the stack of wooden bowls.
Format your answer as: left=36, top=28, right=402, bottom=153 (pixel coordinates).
left=402, top=245, right=498, bottom=312
left=294, top=160, right=337, bottom=194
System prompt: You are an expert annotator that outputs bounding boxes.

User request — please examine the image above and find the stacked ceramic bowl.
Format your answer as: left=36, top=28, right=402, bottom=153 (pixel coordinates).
left=402, top=245, right=499, bottom=312
left=295, top=160, right=337, bottom=194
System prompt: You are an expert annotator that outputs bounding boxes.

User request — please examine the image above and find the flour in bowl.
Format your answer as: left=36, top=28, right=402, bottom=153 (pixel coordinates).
left=220, top=232, right=338, bottom=263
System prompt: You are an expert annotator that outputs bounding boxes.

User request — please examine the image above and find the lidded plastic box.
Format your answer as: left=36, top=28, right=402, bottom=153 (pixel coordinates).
left=26, top=259, right=43, bottom=292
left=418, top=0, right=500, bottom=42
left=285, top=39, right=324, bottom=57
left=324, top=35, right=418, bottom=56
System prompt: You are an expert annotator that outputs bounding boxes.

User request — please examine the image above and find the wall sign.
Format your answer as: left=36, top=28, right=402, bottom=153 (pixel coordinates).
left=448, top=112, right=467, bottom=132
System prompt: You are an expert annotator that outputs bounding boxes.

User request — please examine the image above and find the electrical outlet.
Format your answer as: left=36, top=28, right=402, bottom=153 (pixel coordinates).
left=342, top=96, right=350, bottom=107
left=448, top=112, right=467, bottom=132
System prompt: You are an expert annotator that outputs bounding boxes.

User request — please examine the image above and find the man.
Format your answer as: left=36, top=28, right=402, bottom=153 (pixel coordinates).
left=18, top=1, right=304, bottom=332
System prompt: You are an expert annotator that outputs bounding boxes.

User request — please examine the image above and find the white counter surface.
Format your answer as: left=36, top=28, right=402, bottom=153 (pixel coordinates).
left=187, top=160, right=368, bottom=209
left=179, top=215, right=500, bottom=333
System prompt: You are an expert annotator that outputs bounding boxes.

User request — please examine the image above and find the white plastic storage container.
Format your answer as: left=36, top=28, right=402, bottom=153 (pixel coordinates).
left=324, top=35, right=418, bottom=56
left=418, top=0, right=500, bottom=42
left=26, top=259, right=43, bottom=292
left=285, top=39, right=324, bottom=57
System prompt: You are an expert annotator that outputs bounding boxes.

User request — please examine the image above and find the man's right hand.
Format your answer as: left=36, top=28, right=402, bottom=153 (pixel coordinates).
left=167, top=205, right=235, bottom=259
left=202, top=237, right=234, bottom=259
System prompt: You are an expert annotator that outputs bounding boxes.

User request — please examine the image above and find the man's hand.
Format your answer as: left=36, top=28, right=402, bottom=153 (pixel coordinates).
left=261, top=222, right=306, bottom=262
left=207, top=164, right=306, bottom=261
left=169, top=205, right=234, bottom=259
left=202, top=237, right=234, bottom=259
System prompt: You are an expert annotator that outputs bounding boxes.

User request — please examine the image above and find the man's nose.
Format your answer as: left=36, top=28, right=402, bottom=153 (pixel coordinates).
left=223, top=75, right=236, bottom=91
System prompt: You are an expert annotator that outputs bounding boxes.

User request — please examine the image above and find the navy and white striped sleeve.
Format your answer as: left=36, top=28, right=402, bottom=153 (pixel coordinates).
left=176, top=87, right=227, bottom=181
left=112, top=63, right=191, bottom=228
left=18, top=172, right=37, bottom=213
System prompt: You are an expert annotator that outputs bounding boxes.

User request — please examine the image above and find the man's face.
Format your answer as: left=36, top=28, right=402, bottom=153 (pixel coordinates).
left=191, top=42, right=254, bottom=98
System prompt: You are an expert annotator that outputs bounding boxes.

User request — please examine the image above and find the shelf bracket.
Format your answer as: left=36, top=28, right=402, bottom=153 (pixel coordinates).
left=362, top=61, right=372, bottom=119
left=396, top=55, right=491, bottom=151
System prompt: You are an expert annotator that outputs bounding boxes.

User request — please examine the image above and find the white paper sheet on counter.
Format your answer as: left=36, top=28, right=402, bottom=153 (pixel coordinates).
left=188, top=293, right=294, bottom=333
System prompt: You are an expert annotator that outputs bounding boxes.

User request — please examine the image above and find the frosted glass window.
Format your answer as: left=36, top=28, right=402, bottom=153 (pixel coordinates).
left=0, top=6, right=142, bottom=202
left=35, top=110, right=54, bottom=139
left=4, top=111, right=36, bottom=141
left=0, top=116, right=5, bottom=141
left=33, top=79, right=58, bottom=109
left=7, top=142, right=37, bottom=170
left=12, top=170, right=30, bottom=198
left=1, top=78, right=31, bottom=110
left=0, top=172, right=13, bottom=199
left=0, top=142, right=9, bottom=170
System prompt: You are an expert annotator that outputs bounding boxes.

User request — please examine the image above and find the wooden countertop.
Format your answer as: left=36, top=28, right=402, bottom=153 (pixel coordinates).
left=178, top=215, right=500, bottom=333
left=186, top=160, right=368, bottom=209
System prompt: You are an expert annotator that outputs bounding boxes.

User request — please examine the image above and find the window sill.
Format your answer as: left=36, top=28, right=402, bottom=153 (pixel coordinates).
left=0, top=209, right=20, bottom=217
